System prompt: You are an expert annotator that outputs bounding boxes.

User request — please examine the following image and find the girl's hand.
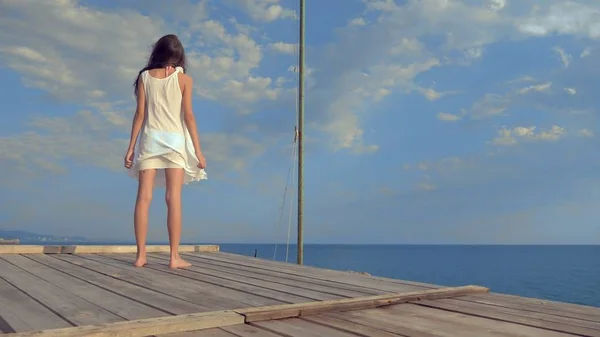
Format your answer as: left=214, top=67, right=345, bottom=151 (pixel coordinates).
left=124, top=149, right=134, bottom=169
left=196, top=151, right=206, bottom=169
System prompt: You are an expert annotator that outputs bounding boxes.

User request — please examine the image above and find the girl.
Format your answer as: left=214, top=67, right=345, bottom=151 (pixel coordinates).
left=124, top=34, right=207, bottom=269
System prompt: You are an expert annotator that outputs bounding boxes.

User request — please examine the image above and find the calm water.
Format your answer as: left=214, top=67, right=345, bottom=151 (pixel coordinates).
left=219, top=244, right=600, bottom=307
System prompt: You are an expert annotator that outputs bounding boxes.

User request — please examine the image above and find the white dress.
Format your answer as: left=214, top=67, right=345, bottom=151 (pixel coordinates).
left=128, top=66, right=207, bottom=187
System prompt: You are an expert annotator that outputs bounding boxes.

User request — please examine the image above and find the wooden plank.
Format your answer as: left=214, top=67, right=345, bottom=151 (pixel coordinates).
left=2, top=254, right=166, bottom=321
left=183, top=252, right=431, bottom=294
left=0, top=246, right=63, bottom=254
left=302, top=315, right=405, bottom=337
left=145, top=253, right=357, bottom=300
left=254, top=318, right=360, bottom=337
left=167, top=253, right=386, bottom=297
left=0, top=277, right=71, bottom=333
left=414, top=298, right=600, bottom=336
left=332, top=303, right=575, bottom=337
left=78, top=254, right=277, bottom=309
left=235, top=285, right=489, bottom=322
left=221, top=324, right=285, bottom=336
left=0, top=257, right=123, bottom=327
left=156, top=327, right=238, bottom=336
left=10, top=310, right=244, bottom=337
left=211, top=251, right=437, bottom=288
left=0, top=245, right=219, bottom=254
left=28, top=254, right=205, bottom=315
left=447, top=297, right=600, bottom=329
left=461, top=293, right=600, bottom=321
left=52, top=254, right=224, bottom=311
left=108, top=253, right=314, bottom=304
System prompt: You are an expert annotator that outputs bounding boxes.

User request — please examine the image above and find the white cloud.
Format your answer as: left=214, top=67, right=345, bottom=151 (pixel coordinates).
left=565, top=87, right=577, bottom=95
left=349, top=18, right=367, bottom=26
left=518, top=2, right=600, bottom=39
left=228, top=0, right=296, bottom=22
left=492, top=125, right=566, bottom=146
left=437, top=112, right=461, bottom=122
left=517, top=82, right=552, bottom=95
left=553, top=47, right=572, bottom=68
left=581, top=47, right=593, bottom=58
left=578, top=129, right=594, bottom=137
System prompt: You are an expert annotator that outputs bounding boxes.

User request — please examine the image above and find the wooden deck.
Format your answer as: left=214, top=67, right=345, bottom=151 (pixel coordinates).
left=0, top=245, right=599, bottom=336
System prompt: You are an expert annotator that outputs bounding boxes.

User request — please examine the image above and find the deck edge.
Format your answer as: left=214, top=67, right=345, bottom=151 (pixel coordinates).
left=0, top=245, right=220, bottom=254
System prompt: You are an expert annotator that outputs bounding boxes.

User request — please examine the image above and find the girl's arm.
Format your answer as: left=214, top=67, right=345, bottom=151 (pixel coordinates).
left=181, top=75, right=203, bottom=155
left=127, top=78, right=146, bottom=151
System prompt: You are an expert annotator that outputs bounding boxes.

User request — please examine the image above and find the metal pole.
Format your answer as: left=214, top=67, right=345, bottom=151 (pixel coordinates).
left=297, top=0, right=305, bottom=265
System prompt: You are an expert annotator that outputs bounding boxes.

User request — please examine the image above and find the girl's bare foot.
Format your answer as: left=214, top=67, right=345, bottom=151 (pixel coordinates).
left=169, top=257, right=191, bottom=269
left=133, top=256, right=147, bottom=267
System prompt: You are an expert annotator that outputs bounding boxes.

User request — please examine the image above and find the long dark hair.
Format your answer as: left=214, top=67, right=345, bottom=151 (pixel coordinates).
left=133, top=34, right=187, bottom=98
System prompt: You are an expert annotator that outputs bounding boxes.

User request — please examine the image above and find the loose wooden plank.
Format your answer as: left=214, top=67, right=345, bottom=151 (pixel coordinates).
left=0, top=246, right=63, bottom=254
left=29, top=254, right=205, bottom=316
left=103, top=253, right=306, bottom=305
left=461, top=293, right=600, bottom=321
left=168, top=253, right=386, bottom=297
left=79, top=254, right=278, bottom=308
left=302, top=315, right=405, bottom=337
left=414, top=299, right=600, bottom=337
left=333, top=304, right=574, bottom=337
left=146, top=253, right=360, bottom=300
left=10, top=310, right=244, bottom=337
left=0, top=276, right=71, bottom=333
left=235, top=285, right=489, bottom=322
left=3, top=254, right=166, bottom=321
left=183, top=252, right=431, bottom=294
left=0, top=245, right=219, bottom=254
left=0, top=257, right=123, bottom=327
left=254, top=318, right=360, bottom=337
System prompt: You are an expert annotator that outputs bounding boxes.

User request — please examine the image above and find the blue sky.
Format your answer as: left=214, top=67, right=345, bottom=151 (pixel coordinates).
left=1, top=0, right=599, bottom=244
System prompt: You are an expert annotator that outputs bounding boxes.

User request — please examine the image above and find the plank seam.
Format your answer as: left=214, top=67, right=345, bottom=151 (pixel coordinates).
left=56, top=254, right=211, bottom=310
left=101, top=253, right=314, bottom=304
left=215, top=251, right=438, bottom=289
left=7, top=286, right=488, bottom=337
left=412, top=302, right=591, bottom=337
left=181, top=252, right=431, bottom=294
left=24, top=254, right=177, bottom=316
left=177, top=252, right=385, bottom=296
left=454, top=297, right=600, bottom=324
left=0, top=257, right=78, bottom=328
left=148, top=253, right=362, bottom=299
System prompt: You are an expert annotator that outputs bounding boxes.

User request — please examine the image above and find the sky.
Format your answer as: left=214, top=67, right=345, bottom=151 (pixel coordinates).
left=1, top=0, right=600, bottom=244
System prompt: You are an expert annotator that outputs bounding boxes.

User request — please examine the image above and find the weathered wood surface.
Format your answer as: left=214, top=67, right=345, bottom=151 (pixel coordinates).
left=0, top=245, right=218, bottom=254
left=1, top=249, right=599, bottom=337
left=236, top=285, right=489, bottom=322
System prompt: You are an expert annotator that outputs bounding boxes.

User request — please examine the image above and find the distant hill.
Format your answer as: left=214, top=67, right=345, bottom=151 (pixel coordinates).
left=0, top=229, right=90, bottom=243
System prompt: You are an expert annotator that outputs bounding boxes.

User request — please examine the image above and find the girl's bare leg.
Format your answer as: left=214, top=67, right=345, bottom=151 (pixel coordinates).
left=134, top=169, right=156, bottom=267
left=165, top=168, right=191, bottom=269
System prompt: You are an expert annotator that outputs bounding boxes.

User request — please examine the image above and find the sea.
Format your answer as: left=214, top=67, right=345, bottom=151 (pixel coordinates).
left=22, top=242, right=600, bottom=308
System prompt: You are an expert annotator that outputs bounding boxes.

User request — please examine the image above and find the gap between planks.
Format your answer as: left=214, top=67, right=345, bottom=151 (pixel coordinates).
left=0, top=245, right=219, bottom=254
left=8, top=285, right=488, bottom=337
